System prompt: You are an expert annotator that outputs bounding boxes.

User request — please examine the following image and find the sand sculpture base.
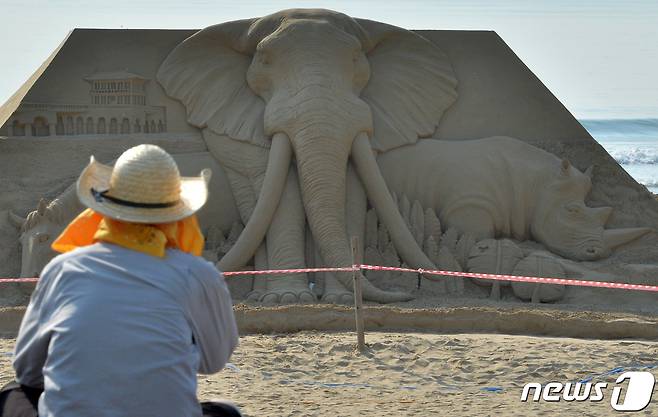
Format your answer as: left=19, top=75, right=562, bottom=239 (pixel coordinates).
left=1, top=303, right=656, bottom=340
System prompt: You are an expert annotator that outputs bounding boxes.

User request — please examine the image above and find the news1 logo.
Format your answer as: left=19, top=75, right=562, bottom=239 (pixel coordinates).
left=521, top=371, right=656, bottom=411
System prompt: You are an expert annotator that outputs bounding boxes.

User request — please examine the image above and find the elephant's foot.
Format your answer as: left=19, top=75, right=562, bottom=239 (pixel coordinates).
left=321, top=291, right=354, bottom=305
left=260, top=289, right=316, bottom=305
left=321, top=273, right=354, bottom=305
left=245, top=290, right=263, bottom=304
left=254, top=272, right=315, bottom=304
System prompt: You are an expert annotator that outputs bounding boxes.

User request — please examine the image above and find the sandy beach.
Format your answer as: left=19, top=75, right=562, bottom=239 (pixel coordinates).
left=2, top=331, right=657, bottom=416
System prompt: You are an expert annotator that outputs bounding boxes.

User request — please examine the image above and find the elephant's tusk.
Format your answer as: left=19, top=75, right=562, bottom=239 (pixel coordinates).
left=217, top=132, right=293, bottom=271
left=351, top=133, right=442, bottom=281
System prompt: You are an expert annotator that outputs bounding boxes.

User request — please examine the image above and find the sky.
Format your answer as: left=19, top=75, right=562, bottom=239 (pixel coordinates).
left=0, top=0, right=657, bottom=120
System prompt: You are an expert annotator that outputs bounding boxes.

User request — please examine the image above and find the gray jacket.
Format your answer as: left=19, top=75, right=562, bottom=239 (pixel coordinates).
left=13, top=242, right=239, bottom=417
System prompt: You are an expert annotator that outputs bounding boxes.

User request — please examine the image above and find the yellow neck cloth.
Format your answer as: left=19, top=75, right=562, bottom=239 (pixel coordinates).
left=52, top=208, right=204, bottom=258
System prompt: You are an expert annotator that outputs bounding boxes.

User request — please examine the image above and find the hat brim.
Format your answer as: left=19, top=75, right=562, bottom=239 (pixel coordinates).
left=77, top=156, right=210, bottom=224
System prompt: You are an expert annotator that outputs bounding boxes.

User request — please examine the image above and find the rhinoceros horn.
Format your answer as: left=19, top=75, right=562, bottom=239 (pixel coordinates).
left=603, top=227, right=652, bottom=249
left=8, top=211, right=25, bottom=229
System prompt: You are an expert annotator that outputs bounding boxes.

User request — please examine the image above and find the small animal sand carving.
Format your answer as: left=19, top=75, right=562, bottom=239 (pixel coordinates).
left=511, top=252, right=567, bottom=303
left=467, top=239, right=524, bottom=299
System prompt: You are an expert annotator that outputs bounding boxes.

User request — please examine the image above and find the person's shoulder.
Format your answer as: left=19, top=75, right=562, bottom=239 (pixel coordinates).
left=42, top=243, right=131, bottom=273
left=164, top=251, right=230, bottom=301
left=37, top=244, right=107, bottom=288
left=165, top=250, right=222, bottom=280
left=44, top=243, right=112, bottom=266
left=41, top=244, right=94, bottom=273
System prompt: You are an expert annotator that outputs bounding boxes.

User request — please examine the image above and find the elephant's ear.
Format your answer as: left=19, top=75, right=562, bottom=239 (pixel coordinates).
left=357, top=19, right=458, bottom=153
left=157, top=19, right=270, bottom=148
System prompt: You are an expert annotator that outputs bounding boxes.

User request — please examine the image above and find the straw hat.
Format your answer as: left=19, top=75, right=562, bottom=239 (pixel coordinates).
left=77, top=144, right=211, bottom=223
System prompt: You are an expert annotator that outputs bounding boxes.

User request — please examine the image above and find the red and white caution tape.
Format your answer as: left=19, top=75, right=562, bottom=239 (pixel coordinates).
left=223, top=266, right=356, bottom=276
left=358, top=264, right=658, bottom=292
left=0, top=267, right=357, bottom=282
left=0, top=278, right=39, bottom=283
left=2, top=264, right=658, bottom=292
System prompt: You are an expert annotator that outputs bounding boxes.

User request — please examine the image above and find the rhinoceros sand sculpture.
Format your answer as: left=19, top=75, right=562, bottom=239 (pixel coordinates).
left=378, top=136, right=652, bottom=261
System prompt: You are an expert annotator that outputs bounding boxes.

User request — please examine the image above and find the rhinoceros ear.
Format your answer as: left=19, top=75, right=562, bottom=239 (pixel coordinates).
left=583, top=165, right=594, bottom=179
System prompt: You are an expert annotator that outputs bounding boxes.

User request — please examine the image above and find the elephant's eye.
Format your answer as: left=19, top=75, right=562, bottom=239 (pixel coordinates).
left=37, top=233, right=50, bottom=243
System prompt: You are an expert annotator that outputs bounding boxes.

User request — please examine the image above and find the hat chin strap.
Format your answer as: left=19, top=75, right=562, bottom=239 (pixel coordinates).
left=91, top=188, right=180, bottom=209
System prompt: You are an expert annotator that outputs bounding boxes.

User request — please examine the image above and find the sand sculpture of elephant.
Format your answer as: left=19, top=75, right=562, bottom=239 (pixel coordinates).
left=157, top=9, right=459, bottom=303
left=10, top=152, right=241, bottom=279
left=377, top=136, right=652, bottom=261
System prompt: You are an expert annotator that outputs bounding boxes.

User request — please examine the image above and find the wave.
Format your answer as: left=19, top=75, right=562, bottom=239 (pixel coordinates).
left=632, top=178, right=658, bottom=191
left=579, top=118, right=658, bottom=190
left=580, top=118, right=658, bottom=137
left=579, top=118, right=658, bottom=166
left=608, top=147, right=658, bottom=165
left=641, top=180, right=658, bottom=188
left=617, top=163, right=658, bottom=190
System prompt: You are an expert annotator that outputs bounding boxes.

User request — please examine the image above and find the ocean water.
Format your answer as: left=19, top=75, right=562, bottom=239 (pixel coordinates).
left=580, top=118, right=658, bottom=194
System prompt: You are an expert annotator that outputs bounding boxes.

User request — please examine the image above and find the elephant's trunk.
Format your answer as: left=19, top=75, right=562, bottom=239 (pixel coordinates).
left=292, top=123, right=412, bottom=303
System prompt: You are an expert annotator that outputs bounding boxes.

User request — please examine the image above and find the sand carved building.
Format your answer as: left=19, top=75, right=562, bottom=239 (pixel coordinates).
left=0, top=70, right=166, bottom=137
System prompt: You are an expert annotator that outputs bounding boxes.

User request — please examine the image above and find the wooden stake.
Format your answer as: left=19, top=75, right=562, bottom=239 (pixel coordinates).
left=351, top=236, right=365, bottom=351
